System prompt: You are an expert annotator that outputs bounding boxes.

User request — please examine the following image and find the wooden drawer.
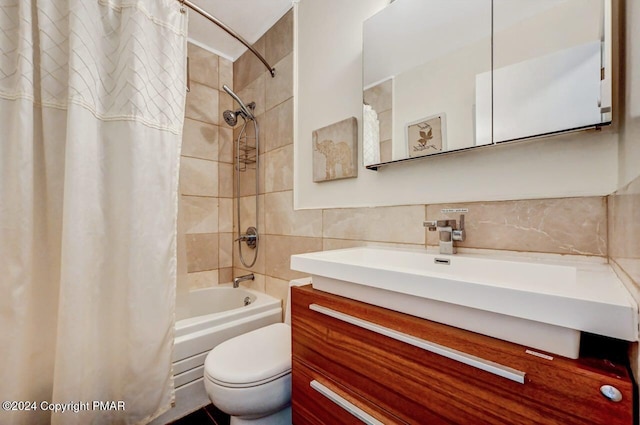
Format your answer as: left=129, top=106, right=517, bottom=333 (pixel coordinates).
left=291, top=285, right=634, bottom=425
left=292, top=359, right=404, bottom=425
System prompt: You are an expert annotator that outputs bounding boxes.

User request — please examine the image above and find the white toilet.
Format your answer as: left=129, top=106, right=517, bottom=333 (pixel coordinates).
left=203, top=279, right=307, bottom=424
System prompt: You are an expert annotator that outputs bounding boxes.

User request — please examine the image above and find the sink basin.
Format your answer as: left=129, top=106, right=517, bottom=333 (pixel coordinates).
left=290, top=247, right=638, bottom=359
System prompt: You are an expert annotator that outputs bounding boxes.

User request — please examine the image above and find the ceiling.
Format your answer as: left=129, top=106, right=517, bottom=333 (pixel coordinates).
left=186, top=0, right=294, bottom=61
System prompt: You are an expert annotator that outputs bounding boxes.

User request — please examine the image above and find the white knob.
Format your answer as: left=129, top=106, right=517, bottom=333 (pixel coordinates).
left=600, top=385, right=623, bottom=402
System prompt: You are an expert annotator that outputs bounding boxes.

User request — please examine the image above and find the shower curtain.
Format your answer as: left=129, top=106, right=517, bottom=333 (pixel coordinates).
left=0, top=1, right=186, bottom=424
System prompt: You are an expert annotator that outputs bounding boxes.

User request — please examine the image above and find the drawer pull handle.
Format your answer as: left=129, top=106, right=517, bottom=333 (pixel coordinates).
left=310, top=379, right=385, bottom=425
left=309, top=303, right=526, bottom=384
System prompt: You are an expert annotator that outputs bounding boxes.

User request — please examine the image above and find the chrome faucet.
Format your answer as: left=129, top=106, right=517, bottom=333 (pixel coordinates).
left=233, top=273, right=255, bottom=288
left=423, top=214, right=465, bottom=255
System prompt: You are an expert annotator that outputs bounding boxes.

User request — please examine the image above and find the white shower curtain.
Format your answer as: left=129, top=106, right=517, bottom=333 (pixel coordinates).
left=0, top=1, right=186, bottom=424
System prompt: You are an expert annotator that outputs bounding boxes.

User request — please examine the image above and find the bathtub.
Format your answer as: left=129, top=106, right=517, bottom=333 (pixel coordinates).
left=150, top=285, right=282, bottom=424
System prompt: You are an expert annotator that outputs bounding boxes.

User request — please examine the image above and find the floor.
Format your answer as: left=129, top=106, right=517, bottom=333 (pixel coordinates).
left=168, top=404, right=230, bottom=425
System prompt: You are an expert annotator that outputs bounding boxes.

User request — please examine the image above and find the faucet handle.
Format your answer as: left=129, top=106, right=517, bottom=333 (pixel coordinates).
left=424, top=219, right=457, bottom=231
left=423, top=221, right=437, bottom=231
left=453, top=214, right=466, bottom=242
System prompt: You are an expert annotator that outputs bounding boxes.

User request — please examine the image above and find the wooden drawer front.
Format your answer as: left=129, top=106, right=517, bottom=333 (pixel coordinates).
left=292, top=359, right=404, bottom=425
left=291, top=286, right=634, bottom=425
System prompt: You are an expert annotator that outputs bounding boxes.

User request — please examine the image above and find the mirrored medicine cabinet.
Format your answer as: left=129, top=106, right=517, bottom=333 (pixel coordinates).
left=363, top=0, right=613, bottom=170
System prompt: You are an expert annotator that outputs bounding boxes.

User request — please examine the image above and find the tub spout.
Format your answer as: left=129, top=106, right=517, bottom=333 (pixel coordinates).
left=233, top=273, right=254, bottom=288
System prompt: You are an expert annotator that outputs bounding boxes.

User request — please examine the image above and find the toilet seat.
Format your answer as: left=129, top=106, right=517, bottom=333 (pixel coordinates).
left=204, top=323, right=291, bottom=389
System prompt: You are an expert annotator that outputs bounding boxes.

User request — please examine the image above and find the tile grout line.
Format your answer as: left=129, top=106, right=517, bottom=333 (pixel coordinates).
left=202, top=407, right=218, bottom=425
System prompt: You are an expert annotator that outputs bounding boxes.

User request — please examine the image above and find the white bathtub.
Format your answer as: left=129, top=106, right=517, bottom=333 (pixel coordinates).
left=150, top=285, right=282, bottom=424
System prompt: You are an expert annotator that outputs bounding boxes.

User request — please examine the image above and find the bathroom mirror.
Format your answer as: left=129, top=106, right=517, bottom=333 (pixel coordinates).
left=363, top=0, right=612, bottom=169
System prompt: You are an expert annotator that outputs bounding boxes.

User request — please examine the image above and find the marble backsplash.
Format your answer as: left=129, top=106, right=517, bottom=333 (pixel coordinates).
left=426, top=197, right=608, bottom=256
left=608, top=175, right=640, bottom=297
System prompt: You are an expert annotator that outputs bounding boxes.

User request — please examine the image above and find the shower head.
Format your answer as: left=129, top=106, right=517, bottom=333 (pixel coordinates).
left=223, top=103, right=256, bottom=127
left=223, top=109, right=241, bottom=126
left=223, top=84, right=255, bottom=121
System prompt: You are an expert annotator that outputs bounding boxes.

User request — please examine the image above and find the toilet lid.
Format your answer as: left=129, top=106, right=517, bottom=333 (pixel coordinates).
left=204, top=323, right=291, bottom=388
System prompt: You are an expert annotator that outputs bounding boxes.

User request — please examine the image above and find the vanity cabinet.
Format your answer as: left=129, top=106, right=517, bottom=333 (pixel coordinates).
left=291, top=285, right=634, bottom=425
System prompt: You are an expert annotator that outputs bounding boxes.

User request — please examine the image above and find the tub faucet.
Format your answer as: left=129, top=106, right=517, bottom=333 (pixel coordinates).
left=423, top=214, right=465, bottom=255
left=233, top=273, right=254, bottom=288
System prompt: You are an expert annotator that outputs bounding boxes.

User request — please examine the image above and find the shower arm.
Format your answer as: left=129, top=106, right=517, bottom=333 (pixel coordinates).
left=178, top=0, right=276, bottom=78
left=223, top=85, right=255, bottom=120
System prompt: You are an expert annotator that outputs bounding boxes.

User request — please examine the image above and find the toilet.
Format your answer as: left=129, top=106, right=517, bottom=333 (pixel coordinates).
left=203, top=279, right=308, bottom=424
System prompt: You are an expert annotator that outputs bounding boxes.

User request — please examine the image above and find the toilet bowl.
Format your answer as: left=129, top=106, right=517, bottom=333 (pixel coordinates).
left=203, top=278, right=308, bottom=425
left=204, top=323, right=291, bottom=424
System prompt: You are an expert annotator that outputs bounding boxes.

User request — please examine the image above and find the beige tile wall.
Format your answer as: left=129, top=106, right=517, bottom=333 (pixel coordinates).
left=232, top=11, right=297, bottom=303
left=180, top=42, right=234, bottom=289
left=608, top=175, right=640, bottom=306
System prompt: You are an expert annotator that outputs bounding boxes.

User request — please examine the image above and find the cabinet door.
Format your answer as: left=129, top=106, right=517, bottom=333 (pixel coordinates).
left=291, top=285, right=633, bottom=425
left=292, top=359, right=405, bottom=425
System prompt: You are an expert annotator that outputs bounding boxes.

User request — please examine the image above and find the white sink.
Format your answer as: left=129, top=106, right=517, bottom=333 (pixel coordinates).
left=290, top=247, right=638, bottom=359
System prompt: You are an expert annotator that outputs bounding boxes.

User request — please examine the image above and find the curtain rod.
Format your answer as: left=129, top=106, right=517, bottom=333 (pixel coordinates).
left=179, top=0, right=276, bottom=77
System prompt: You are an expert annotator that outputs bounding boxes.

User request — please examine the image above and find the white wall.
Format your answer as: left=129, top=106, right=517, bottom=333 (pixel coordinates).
left=294, top=0, right=619, bottom=210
